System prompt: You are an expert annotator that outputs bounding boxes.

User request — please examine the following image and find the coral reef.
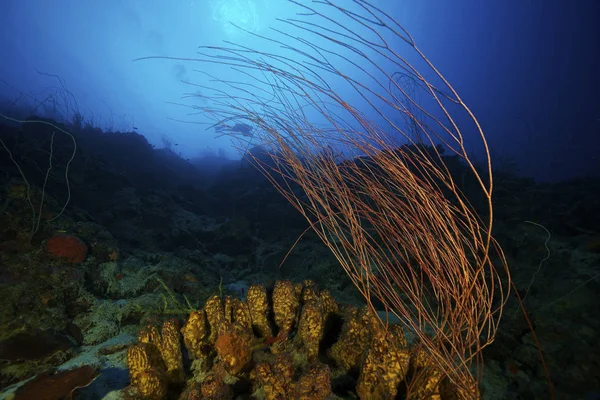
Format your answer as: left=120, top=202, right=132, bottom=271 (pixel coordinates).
left=0, top=113, right=597, bottom=399
left=124, top=280, right=475, bottom=399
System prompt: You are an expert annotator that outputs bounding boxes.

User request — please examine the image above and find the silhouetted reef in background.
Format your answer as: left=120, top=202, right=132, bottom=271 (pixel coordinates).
left=0, top=117, right=598, bottom=399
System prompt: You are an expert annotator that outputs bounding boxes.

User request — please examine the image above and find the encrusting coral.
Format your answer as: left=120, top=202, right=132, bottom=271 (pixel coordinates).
left=125, top=280, right=481, bottom=399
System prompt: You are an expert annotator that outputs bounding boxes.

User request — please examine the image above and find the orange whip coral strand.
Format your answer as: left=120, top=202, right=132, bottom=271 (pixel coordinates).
left=142, top=0, right=553, bottom=397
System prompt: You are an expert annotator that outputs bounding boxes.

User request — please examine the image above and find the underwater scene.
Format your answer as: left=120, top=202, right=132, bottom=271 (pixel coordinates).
left=0, top=0, right=598, bottom=399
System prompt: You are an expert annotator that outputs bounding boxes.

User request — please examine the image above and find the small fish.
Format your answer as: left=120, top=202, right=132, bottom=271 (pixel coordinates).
left=215, top=122, right=254, bottom=137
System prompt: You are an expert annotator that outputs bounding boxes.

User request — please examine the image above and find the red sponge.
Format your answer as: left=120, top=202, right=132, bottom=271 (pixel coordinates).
left=46, top=234, right=88, bottom=264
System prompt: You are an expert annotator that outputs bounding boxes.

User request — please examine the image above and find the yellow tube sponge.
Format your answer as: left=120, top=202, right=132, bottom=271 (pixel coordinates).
left=159, top=319, right=185, bottom=384
left=255, top=354, right=294, bottom=400
left=181, top=309, right=210, bottom=360
left=272, top=280, right=299, bottom=337
left=127, top=343, right=167, bottom=400
left=412, top=367, right=443, bottom=400
left=246, top=284, right=272, bottom=338
left=232, top=299, right=252, bottom=332
left=223, top=295, right=238, bottom=323
left=294, top=363, right=332, bottom=400
left=200, top=371, right=234, bottom=399
left=297, top=299, right=325, bottom=362
left=356, top=324, right=411, bottom=400
left=300, top=280, right=320, bottom=303
left=138, top=324, right=161, bottom=345
left=328, top=307, right=375, bottom=371
left=136, top=370, right=168, bottom=400
left=410, top=347, right=444, bottom=399
left=319, top=289, right=339, bottom=317
left=205, top=295, right=227, bottom=343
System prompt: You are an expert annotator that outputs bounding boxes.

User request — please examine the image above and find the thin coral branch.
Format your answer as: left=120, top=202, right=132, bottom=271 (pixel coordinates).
left=150, top=0, right=555, bottom=396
